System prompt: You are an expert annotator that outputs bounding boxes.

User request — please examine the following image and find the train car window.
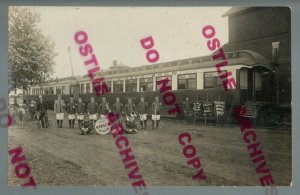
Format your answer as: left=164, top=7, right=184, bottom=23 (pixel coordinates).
left=106, top=81, right=112, bottom=92
left=86, top=83, right=90, bottom=94
left=254, top=71, right=262, bottom=90
left=80, top=84, right=84, bottom=94
left=140, top=78, right=153, bottom=92
left=113, top=80, right=123, bottom=93
left=240, top=68, right=248, bottom=89
left=70, top=86, right=73, bottom=95
left=62, top=86, right=65, bottom=94
left=44, top=87, right=49, bottom=95
left=56, top=86, right=62, bottom=94
left=178, top=73, right=197, bottom=90
left=204, top=71, right=226, bottom=89
left=156, top=76, right=172, bottom=91
left=125, top=79, right=137, bottom=92
left=49, top=87, right=54, bottom=95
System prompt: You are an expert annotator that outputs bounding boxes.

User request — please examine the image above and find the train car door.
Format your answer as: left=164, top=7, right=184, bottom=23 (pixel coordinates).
left=240, top=67, right=273, bottom=103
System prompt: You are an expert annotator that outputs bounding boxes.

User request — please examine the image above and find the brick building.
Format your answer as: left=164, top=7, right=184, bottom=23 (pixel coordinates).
left=222, top=7, right=291, bottom=123
left=223, top=7, right=291, bottom=106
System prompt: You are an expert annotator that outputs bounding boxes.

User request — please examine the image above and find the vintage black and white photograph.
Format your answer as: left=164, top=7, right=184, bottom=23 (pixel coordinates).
left=8, top=6, right=291, bottom=188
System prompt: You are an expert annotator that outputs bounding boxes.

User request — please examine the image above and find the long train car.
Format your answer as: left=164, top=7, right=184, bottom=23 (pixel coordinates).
left=24, top=50, right=282, bottom=125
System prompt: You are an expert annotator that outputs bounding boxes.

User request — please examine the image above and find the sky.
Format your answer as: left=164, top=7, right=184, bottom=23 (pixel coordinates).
left=31, top=6, right=230, bottom=78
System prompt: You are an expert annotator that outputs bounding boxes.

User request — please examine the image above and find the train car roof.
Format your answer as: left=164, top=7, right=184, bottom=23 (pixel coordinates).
left=42, top=49, right=272, bottom=85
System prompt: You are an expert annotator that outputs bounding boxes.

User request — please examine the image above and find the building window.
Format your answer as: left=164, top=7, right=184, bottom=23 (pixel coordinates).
left=140, top=78, right=153, bottom=92
left=113, top=80, right=123, bottom=92
left=86, top=83, right=90, bottom=93
left=126, top=79, right=137, bottom=92
left=80, top=84, right=84, bottom=94
left=178, top=73, right=197, bottom=89
left=204, top=71, right=225, bottom=89
left=56, top=86, right=62, bottom=95
left=156, top=76, right=172, bottom=91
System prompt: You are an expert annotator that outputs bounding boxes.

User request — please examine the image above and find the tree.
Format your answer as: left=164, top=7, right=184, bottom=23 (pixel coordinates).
left=8, top=7, right=57, bottom=91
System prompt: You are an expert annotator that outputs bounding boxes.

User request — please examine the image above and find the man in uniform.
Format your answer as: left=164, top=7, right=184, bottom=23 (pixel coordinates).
left=54, top=94, right=65, bottom=128
left=124, top=98, right=135, bottom=130
left=113, top=97, right=124, bottom=125
left=137, top=97, right=148, bottom=129
left=28, top=100, right=36, bottom=121
left=98, top=97, right=110, bottom=117
left=36, top=95, right=48, bottom=129
left=76, top=97, right=85, bottom=129
left=87, top=97, right=98, bottom=129
left=125, top=98, right=135, bottom=116
left=152, top=96, right=162, bottom=130
left=67, top=97, right=76, bottom=128
left=183, top=97, right=193, bottom=125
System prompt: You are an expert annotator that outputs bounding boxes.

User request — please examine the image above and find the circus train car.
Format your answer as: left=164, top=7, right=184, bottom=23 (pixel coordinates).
left=24, top=50, right=279, bottom=124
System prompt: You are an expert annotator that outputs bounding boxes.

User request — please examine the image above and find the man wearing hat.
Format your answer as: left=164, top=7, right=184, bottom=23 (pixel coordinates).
left=80, top=114, right=93, bottom=135
left=124, top=98, right=136, bottom=130
left=54, top=94, right=65, bottom=128
left=67, top=97, right=76, bottom=128
left=137, top=97, right=148, bottom=129
left=98, top=97, right=110, bottom=117
left=37, top=95, right=48, bottom=129
left=183, top=97, right=193, bottom=125
left=28, top=100, right=36, bottom=121
left=113, top=97, right=124, bottom=125
left=87, top=97, right=98, bottom=129
left=151, top=96, right=162, bottom=130
left=76, top=97, right=85, bottom=129
left=125, top=98, right=135, bottom=116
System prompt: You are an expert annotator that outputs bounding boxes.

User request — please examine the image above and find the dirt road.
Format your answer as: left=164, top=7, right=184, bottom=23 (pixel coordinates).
left=8, top=111, right=291, bottom=186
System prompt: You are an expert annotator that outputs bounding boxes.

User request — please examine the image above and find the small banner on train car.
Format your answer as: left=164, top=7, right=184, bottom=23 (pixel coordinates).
left=203, top=102, right=212, bottom=116
left=214, top=101, right=225, bottom=117
left=193, top=101, right=203, bottom=112
left=95, top=118, right=111, bottom=135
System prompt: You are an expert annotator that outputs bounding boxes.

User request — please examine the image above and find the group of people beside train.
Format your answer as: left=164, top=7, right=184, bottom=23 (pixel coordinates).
left=51, top=95, right=163, bottom=133
left=12, top=94, right=195, bottom=134
left=31, top=94, right=193, bottom=134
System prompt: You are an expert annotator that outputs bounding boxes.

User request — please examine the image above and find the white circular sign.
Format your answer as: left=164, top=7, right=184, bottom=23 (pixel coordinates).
left=95, top=118, right=110, bottom=135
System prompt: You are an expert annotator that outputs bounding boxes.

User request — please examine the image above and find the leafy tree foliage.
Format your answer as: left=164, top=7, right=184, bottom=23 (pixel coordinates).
left=9, top=7, right=57, bottom=90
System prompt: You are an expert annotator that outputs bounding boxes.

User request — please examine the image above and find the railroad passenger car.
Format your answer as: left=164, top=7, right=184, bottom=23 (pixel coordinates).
left=24, top=50, right=279, bottom=124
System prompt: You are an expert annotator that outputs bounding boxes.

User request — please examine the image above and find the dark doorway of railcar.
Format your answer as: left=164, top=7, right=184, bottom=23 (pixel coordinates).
left=240, top=67, right=274, bottom=103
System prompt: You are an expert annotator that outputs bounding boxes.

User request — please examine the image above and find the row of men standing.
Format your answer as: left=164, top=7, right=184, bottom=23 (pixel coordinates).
left=53, top=95, right=164, bottom=130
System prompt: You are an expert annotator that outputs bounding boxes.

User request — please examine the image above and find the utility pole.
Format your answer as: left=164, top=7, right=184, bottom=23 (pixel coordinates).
left=67, top=47, right=79, bottom=99
left=68, top=46, right=75, bottom=78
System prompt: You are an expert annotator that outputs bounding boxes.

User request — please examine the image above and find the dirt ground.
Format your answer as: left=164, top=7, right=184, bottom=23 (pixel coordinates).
left=8, top=111, right=291, bottom=186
